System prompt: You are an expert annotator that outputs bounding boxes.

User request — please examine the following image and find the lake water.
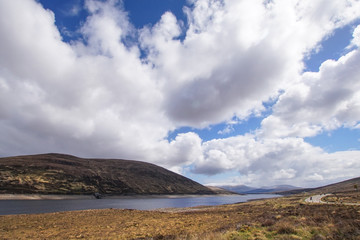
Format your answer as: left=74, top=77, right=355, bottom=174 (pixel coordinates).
left=0, top=194, right=280, bottom=215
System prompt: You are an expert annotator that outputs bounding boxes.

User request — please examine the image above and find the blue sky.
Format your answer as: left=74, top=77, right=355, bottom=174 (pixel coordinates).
left=124, top=0, right=188, bottom=28
left=1, top=0, right=360, bottom=188
left=38, top=0, right=359, bottom=152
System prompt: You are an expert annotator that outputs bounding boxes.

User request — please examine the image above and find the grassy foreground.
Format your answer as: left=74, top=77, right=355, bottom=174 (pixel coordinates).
left=1, top=194, right=360, bottom=239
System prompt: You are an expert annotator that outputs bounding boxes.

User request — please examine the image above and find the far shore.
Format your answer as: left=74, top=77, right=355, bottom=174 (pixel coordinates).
left=0, top=194, right=95, bottom=200
left=0, top=193, right=239, bottom=200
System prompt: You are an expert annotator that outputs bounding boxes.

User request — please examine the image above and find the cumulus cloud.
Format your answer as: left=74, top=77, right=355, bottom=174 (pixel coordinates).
left=0, top=0, right=171, bottom=161
left=349, top=24, right=360, bottom=48
left=260, top=36, right=360, bottom=138
left=192, top=136, right=319, bottom=185
left=192, top=135, right=360, bottom=187
left=1, top=0, right=360, bottom=187
left=144, top=0, right=360, bottom=127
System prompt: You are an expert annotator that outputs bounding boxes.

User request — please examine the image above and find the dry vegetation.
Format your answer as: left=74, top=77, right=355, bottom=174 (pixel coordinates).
left=1, top=193, right=360, bottom=240
left=0, top=153, right=213, bottom=195
left=322, top=191, right=360, bottom=204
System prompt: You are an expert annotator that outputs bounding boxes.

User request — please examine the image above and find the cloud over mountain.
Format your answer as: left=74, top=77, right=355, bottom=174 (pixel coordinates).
left=0, top=0, right=360, bottom=187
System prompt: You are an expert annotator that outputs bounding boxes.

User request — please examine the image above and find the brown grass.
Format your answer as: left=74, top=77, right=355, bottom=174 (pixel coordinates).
left=1, top=194, right=360, bottom=239
left=0, top=153, right=214, bottom=195
left=322, top=191, right=360, bottom=204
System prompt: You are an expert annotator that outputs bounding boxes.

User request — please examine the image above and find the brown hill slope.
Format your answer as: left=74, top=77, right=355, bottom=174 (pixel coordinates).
left=310, top=176, right=360, bottom=194
left=206, top=186, right=239, bottom=195
left=0, top=153, right=214, bottom=195
left=279, top=176, right=360, bottom=195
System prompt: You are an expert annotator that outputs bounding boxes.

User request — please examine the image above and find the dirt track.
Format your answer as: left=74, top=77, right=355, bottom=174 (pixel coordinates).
left=305, top=194, right=330, bottom=203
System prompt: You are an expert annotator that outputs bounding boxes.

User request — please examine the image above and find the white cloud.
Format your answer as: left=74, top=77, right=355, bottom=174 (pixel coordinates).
left=273, top=169, right=297, bottom=180
left=192, top=136, right=322, bottom=186
left=1, top=0, right=360, bottom=187
left=217, top=125, right=234, bottom=135
left=0, top=0, right=171, bottom=161
left=306, top=173, right=324, bottom=182
left=140, top=0, right=360, bottom=128
left=151, top=132, right=204, bottom=168
left=349, top=24, right=360, bottom=48
left=260, top=42, right=360, bottom=138
left=190, top=135, right=360, bottom=187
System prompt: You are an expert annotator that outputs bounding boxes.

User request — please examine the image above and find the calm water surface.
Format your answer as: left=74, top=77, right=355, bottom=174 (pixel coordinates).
left=0, top=194, right=280, bottom=215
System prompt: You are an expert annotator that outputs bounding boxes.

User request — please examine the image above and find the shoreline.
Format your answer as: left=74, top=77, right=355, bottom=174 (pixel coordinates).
left=0, top=193, right=238, bottom=200
left=0, top=194, right=95, bottom=200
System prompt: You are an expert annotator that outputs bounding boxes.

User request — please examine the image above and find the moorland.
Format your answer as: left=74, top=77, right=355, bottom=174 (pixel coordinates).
left=1, top=191, right=359, bottom=239
left=0, top=153, right=214, bottom=196
left=1, top=154, right=360, bottom=239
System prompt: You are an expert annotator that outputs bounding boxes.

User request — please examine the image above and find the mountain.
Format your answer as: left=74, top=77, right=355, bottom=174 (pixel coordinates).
left=251, top=185, right=302, bottom=194
left=0, top=153, right=214, bottom=195
left=218, top=184, right=301, bottom=194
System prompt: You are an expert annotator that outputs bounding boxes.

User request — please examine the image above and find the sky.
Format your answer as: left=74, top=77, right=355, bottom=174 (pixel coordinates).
left=0, top=0, right=360, bottom=188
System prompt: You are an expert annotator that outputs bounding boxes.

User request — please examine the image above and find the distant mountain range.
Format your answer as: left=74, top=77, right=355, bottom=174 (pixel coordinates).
left=0, top=153, right=214, bottom=195
left=217, top=176, right=360, bottom=195
left=216, top=184, right=302, bottom=194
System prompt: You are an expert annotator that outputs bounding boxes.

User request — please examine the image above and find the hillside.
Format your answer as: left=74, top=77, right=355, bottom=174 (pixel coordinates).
left=279, top=176, right=360, bottom=195
left=0, top=153, right=214, bottom=195
left=206, top=186, right=239, bottom=195
left=310, top=176, right=360, bottom=194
